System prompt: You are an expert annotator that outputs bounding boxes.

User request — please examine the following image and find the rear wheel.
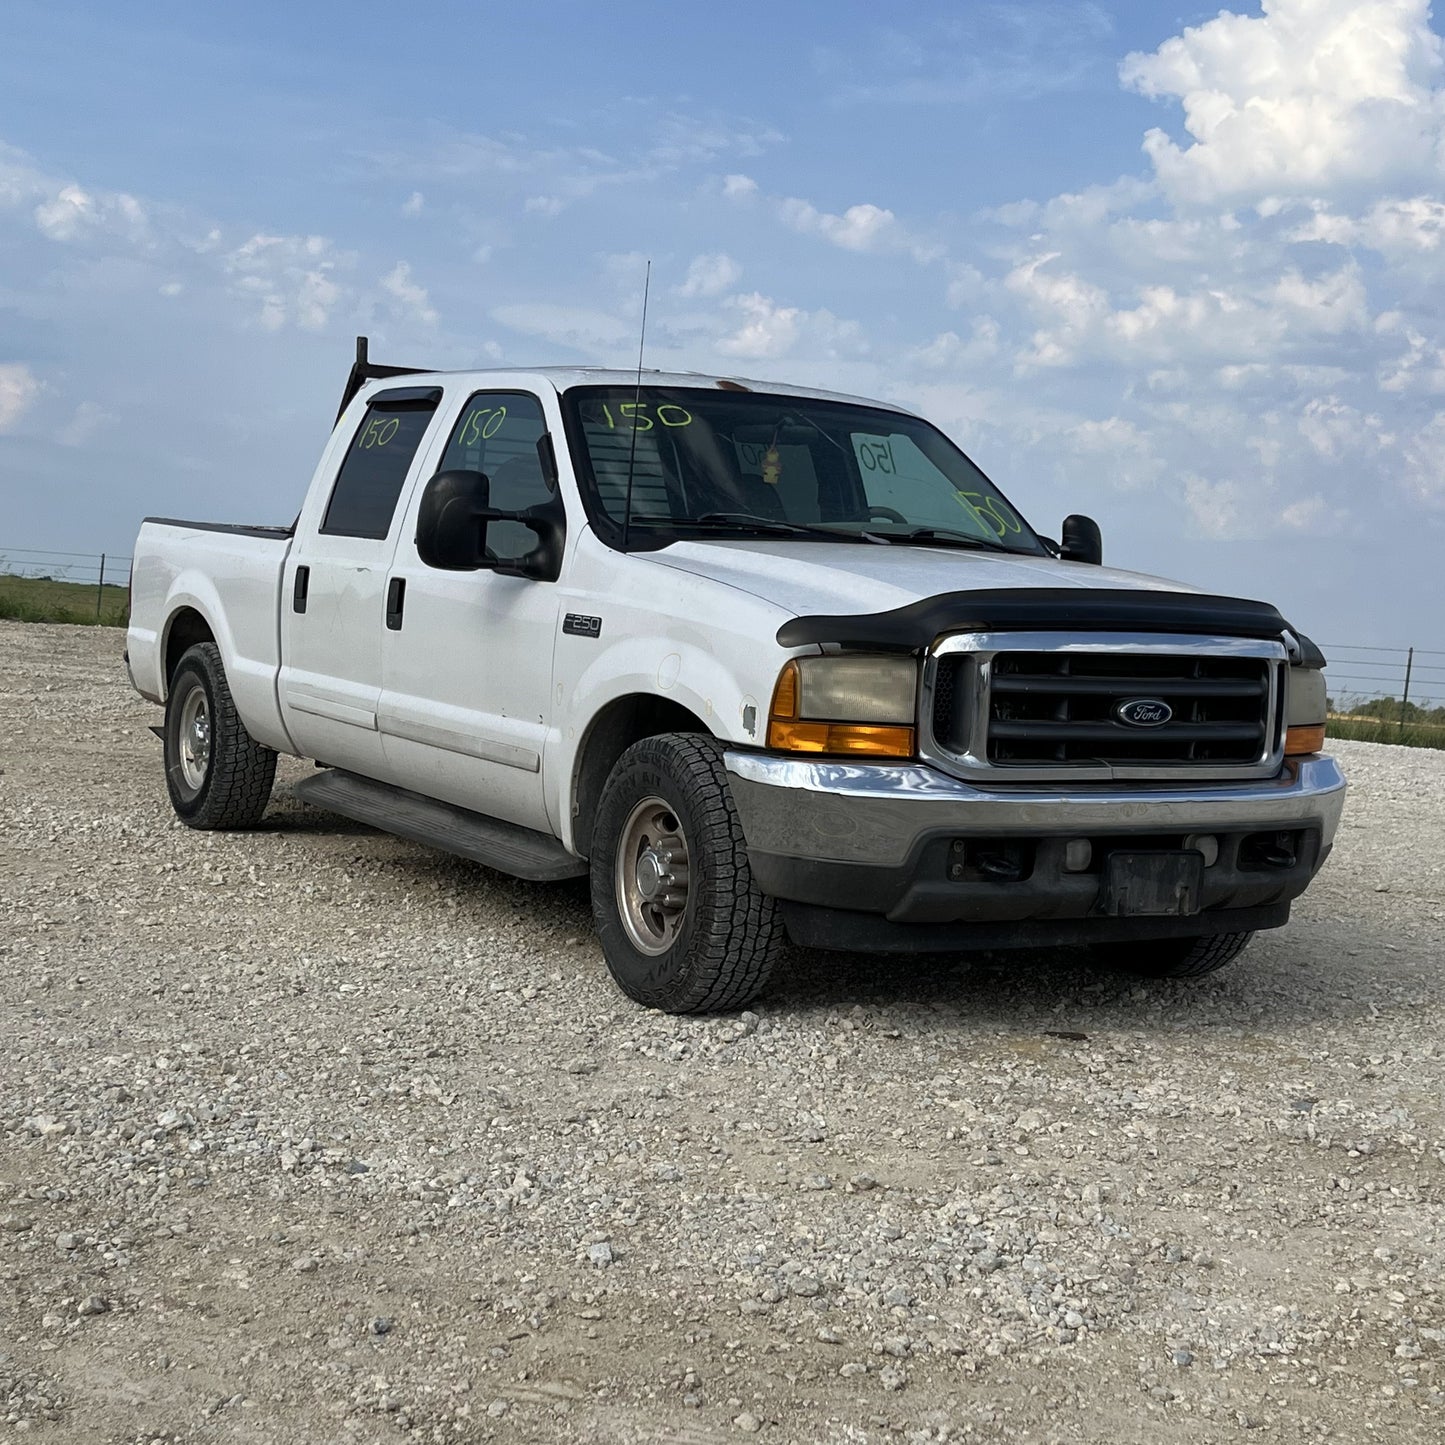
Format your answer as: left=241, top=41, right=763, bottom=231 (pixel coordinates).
left=164, top=642, right=277, bottom=828
left=1103, top=931, right=1255, bottom=979
left=590, top=733, right=783, bottom=1013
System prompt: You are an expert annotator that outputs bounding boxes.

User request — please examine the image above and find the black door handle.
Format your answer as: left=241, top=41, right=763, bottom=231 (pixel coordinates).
left=386, top=577, right=406, bottom=631
left=292, top=565, right=309, bottom=613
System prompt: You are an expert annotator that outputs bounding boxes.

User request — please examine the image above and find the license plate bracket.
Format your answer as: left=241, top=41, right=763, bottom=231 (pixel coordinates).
left=1101, top=850, right=1204, bottom=917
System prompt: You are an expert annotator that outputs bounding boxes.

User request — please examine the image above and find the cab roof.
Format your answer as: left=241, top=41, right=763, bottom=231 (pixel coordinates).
left=339, top=337, right=917, bottom=422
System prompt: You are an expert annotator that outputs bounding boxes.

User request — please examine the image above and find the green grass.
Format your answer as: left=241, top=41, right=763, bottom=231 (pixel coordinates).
left=0, top=574, right=129, bottom=627
left=1328, top=714, right=1445, bottom=750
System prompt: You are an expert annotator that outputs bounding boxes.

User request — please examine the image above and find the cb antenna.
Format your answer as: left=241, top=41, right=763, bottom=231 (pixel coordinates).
left=620, top=259, right=651, bottom=554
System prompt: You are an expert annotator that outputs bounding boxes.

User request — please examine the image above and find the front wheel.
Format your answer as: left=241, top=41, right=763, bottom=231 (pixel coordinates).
left=164, top=642, right=277, bottom=829
left=1103, top=931, right=1255, bottom=979
left=589, top=733, right=784, bottom=1013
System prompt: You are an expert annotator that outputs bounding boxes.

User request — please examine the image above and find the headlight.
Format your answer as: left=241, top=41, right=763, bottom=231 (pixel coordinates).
left=1285, top=667, right=1326, bottom=756
left=768, top=655, right=917, bottom=757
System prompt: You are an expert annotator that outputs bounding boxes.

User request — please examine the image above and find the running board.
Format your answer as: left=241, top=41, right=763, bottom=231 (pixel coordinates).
left=292, top=770, right=586, bottom=882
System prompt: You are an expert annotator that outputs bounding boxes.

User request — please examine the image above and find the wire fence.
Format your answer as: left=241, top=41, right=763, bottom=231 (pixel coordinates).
left=0, top=546, right=134, bottom=621
left=0, top=546, right=132, bottom=585
left=1322, top=642, right=1445, bottom=723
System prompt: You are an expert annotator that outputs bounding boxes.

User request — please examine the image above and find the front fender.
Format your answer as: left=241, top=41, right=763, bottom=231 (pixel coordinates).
left=548, top=630, right=773, bottom=854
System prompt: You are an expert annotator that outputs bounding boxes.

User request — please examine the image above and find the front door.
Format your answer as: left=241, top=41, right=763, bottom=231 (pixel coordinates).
left=378, top=390, right=564, bottom=833
left=279, top=386, right=443, bottom=773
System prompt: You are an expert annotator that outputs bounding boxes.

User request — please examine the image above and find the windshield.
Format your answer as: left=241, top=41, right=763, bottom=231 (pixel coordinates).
left=561, top=386, right=1044, bottom=554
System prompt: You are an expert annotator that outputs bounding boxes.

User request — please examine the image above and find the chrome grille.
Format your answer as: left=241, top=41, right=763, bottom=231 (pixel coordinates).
left=988, top=651, right=1271, bottom=764
left=924, top=632, right=1287, bottom=782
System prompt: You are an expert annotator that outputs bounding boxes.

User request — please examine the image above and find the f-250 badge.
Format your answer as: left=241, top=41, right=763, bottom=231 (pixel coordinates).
left=563, top=613, right=603, bottom=639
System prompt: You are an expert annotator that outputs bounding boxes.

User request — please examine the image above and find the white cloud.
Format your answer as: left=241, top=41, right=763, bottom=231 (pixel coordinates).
left=1183, top=474, right=1253, bottom=538
left=0, top=363, right=40, bottom=431
left=32, top=182, right=149, bottom=244
left=1004, top=250, right=1369, bottom=371
left=677, top=252, right=741, bottom=298
left=1279, top=493, right=1348, bottom=533
left=1401, top=411, right=1445, bottom=504
left=1067, top=416, right=1166, bottom=490
left=722, top=173, right=758, bottom=200
left=779, top=198, right=896, bottom=252
left=717, top=292, right=802, bottom=359
left=490, top=302, right=634, bottom=355
left=1005, top=253, right=1110, bottom=367
left=224, top=232, right=346, bottom=331
left=905, top=318, right=1000, bottom=370
left=1377, top=314, right=1445, bottom=392
left=58, top=400, right=117, bottom=448
left=401, top=191, right=425, bottom=217
left=34, top=184, right=95, bottom=240
left=380, top=260, right=438, bottom=327
left=761, top=191, right=940, bottom=262
left=524, top=195, right=564, bottom=218
left=1120, top=0, right=1445, bottom=206
left=1298, top=396, right=1385, bottom=458
left=1290, top=195, right=1445, bottom=258
left=715, top=292, right=866, bottom=361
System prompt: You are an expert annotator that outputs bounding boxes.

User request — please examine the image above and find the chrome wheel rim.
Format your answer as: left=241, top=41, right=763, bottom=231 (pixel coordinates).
left=615, top=796, right=691, bottom=956
left=177, top=685, right=211, bottom=794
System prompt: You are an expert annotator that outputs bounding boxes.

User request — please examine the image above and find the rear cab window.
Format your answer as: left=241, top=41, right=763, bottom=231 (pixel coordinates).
left=321, top=387, right=442, bottom=539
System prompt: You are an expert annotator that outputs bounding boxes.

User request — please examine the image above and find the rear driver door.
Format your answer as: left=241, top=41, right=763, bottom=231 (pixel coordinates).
left=279, top=386, right=443, bottom=774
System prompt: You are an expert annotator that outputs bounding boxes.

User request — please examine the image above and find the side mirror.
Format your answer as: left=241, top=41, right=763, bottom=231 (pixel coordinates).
left=1060, top=514, right=1103, bottom=566
left=416, top=468, right=565, bottom=581
left=417, top=469, right=492, bottom=570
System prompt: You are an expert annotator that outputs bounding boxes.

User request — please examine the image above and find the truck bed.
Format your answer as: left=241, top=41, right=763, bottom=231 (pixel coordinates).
left=126, top=517, right=296, bottom=753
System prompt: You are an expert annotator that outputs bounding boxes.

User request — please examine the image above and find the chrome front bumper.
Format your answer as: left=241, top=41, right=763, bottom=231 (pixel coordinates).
left=724, top=752, right=1346, bottom=868
left=723, top=751, right=1346, bottom=944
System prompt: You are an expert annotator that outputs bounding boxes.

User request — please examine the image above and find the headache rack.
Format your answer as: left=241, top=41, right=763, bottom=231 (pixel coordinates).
left=335, top=335, right=431, bottom=423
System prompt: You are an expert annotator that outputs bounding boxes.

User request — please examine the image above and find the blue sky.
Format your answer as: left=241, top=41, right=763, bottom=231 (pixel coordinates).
left=2, top=0, right=1443, bottom=666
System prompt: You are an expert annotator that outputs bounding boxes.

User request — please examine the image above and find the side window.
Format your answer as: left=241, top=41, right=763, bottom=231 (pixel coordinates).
left=438, top=392, right=552, bottom=560
left=322, top=391, right=440, bottom=539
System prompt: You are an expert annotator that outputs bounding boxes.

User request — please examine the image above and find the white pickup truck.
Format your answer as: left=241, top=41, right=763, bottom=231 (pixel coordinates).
left=127, top=338, right=1344, bottom=1012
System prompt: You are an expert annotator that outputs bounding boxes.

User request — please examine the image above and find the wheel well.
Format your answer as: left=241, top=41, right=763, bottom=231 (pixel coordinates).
left=164, top=608, right=215, bottom=688
left=572, top=696, right=712, bottom=857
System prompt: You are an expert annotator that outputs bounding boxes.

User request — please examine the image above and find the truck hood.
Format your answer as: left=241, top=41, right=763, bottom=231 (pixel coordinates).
left=648, top=539, right=1199, bottom=619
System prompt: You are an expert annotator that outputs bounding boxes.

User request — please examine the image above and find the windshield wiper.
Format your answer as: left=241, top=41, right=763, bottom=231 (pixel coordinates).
left=688, top=513, right=889, bottom=544
left=897, top=526, right=1015, bottom=555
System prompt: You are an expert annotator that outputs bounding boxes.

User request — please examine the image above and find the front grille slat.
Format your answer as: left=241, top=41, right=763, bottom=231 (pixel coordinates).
left=990, top=720, right=1264, bottom=744
left=990, top=675, right=1265, bottom=699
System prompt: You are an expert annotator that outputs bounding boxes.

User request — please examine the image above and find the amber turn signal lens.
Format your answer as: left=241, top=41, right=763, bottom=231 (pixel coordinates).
left=766, top=719, right=916, bottom=757
left=1285, top=723, right=1326, bottom=756
left=772, top=659, right=800, bottom=720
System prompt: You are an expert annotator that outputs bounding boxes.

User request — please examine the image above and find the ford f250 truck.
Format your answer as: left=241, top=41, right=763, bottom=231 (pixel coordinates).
left=126, top=337, right=1345, bottom=1012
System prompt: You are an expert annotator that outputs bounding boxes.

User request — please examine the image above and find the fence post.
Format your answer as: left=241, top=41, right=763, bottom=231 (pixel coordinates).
left=1400, top=647, right=1414, bottom=737
left=95, top=553, right=106, bottom=620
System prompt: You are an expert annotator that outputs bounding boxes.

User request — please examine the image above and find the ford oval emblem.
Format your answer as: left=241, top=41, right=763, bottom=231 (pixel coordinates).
left=1115, top=698, right=1173, bottom=728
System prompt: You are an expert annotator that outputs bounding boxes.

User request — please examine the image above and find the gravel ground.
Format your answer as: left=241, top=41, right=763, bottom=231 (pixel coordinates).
left=2, top=619, right=1443, bottom=1445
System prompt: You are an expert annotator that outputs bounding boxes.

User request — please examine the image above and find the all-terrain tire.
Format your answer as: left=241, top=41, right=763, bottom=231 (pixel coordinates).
left=590, top=733, right=784, bottom=1013
left=1104, top=931, right=1255, bottom=979
left=164, top=642, right=277, bottom=829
